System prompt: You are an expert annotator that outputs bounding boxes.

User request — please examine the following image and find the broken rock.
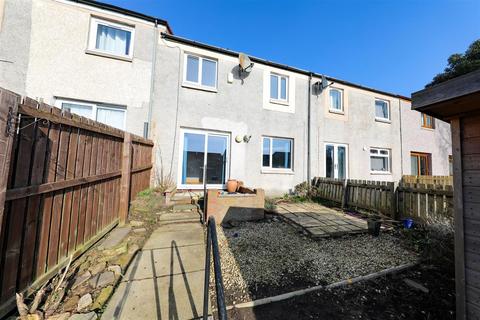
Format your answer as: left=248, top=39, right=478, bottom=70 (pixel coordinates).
left=47, top=312, right=71, bottom=320
left=89, top=261, right=106, bottom=276
left=72, top=271, right=91, bottom=289
left=89, top=271, right=115, bottom=289
left=133, top=228, right=146, bottom=234
left=68, top=312, right=97, bottom=320
left=404, top=278, right=429, bottom=293
left=76, top=293, right=92, bottom=311
left=130, top=220, right=144, bottom=227
left=62, top=295, right=80, bottom=312
left=107, top=265, right=122, bottom=277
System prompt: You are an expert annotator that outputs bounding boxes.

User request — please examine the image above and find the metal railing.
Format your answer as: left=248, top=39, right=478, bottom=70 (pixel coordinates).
left=203, top=216, right=227, bottom=320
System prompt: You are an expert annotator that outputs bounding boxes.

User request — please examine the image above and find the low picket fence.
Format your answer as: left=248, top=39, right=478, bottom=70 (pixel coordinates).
left=311, top=176, right=453, bottom=222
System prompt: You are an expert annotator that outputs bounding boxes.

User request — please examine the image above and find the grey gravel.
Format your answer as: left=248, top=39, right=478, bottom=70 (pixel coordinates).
left=216, top=219, right=418, bottom=303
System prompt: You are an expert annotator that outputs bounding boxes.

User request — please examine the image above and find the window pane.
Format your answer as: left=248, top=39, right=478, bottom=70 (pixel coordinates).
left=411, top=155, right=419, bottom=175
left=62, top=102, right=92, bottom=119
left=330, top=89, right=341, bottom=110
left=96, top=24, right=131, bottom=56
left=371, top=156, right=388, bottom=171
left=338, top=146, right=346, bottom=179
left=270, top=75, right=278, bottom=99
left=375, top=100, right=388, bottom=119
left=182, top=133, right=205, bottom=185
left=96, top=107, right=125, bottom=130
left=272, top=138, right=291, bottom=169
left=186, top=55, right=199, bottom=83
left=280, top=77, right=287, bottom=100
left=206, top=135, right=227, bottom=184
left=325, top=145, right=334, bottom=178
left=262, top=138, right=270, bottom=167
left=201, top=59, right=216, bottom=87
left=380, top=150, right=388, bottom=155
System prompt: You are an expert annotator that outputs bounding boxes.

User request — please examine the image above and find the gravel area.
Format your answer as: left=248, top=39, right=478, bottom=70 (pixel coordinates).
left=216, top=218, right=418, bottom=304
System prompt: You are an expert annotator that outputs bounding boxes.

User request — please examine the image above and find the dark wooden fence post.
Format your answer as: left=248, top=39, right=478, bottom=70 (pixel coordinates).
left=119, top=132, right=132, bottom=225
left=390, top=182, right=396, bottom=219
left=0, top=89, right=19, bottom=254
left=341, top=179, right=349, bottom=209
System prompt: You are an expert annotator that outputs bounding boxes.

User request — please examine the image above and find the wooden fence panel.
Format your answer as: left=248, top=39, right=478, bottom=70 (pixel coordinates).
left=0, top=88, right=154, bottom=317
left=397, top=182, right=454, bottom=223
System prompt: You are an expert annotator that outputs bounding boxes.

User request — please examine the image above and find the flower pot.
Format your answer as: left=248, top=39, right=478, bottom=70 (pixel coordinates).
left=227, top=179, right=238, bottom=193
left=367, top=219, right=382, bottom=237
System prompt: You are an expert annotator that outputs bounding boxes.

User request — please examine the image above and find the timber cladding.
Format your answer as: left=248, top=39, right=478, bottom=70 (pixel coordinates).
left=0, top=88, right=153, bottom=317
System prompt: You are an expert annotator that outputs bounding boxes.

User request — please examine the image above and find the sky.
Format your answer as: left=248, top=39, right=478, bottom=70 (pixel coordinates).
left=102, top=0, right=479, bottom=97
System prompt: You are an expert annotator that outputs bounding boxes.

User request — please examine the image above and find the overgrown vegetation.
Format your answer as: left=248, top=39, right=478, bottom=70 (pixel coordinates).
left=427, top=39, right=480, bottom=87
left=264, top=198, right=277, bottom=211
left=398, top=220, right=454, bottom=273
left=130, top=187, right=168, bottom=215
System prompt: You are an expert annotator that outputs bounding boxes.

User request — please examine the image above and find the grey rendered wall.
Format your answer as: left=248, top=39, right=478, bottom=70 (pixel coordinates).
left=313, top=83, right=403, bottom=182
left=24, top=0, right=164, bottom=136
left=151, top=40, right=311, bottom=196
left=0, top=0, right=32, bottom=94
left=400, top=99, right=452, bottom=175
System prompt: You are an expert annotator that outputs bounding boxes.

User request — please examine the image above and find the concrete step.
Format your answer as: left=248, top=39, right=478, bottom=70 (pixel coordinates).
left=160, top=211, right=201, bottom=224
left=173, top=203, right=198, bottom=212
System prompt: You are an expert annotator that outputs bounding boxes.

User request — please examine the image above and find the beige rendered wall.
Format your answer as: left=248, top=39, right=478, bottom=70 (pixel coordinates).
left=400, top=99, right=452, bottom=176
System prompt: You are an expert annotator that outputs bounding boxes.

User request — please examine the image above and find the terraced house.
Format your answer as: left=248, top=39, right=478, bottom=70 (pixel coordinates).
left=0, top=0, right=452, bottom=195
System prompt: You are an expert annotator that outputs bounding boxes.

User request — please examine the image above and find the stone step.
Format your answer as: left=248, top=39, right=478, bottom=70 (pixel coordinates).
left=173, top=203, right=198, bottom=212
left=160, top=211, right=201, bottom=223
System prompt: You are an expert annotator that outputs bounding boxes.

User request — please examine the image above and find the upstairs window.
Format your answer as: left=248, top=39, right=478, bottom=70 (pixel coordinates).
left=184, top=54, right=217, bottom=90
left=329, top=88, right=343, bottom=112
left=370, top=148, right=390, bottom=173
left=270, top=73, right=288, bottom=102
left=375, top=99, right=390, bottom=121
left=58, top=99, right=126, bottom=130
left=421, top=113, right=435, bottom=129
left=88, top=18, right=134, bottom=59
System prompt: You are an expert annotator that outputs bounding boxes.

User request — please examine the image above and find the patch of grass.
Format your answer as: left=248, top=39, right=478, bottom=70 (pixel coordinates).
left=264, top=198, right=277, bottom=211
left=137, top=188, right=155, bottom=198
left=282, top=194, right=309, bottom=203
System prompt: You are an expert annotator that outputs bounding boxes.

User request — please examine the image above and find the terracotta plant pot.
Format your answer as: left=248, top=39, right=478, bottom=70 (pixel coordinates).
left=227, top=179, right=238, bottom=193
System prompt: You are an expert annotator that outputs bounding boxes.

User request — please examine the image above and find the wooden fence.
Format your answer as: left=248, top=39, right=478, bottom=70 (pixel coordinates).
left=401, top=175, right=453, bottom=185
left=0, top=88, right=153, bottom=317
left=311, top=177, right=395, bottom=217
left=397, top=182, right=454, bottom=223
left=311, top=176, right=454, bottom=221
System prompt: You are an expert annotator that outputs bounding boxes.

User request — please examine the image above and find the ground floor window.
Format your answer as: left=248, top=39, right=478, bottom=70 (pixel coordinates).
left=370, top=148, right=390, bottom=173
left=180, top=129, right=229, bottom=188
left=410, top=152, right=431, bottom=176
left=262, top=137, right=293, bottom=170
left=56, top=98, right=126, bottom=130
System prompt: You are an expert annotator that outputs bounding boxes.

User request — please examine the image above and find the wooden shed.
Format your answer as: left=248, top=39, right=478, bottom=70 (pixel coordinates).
left=412, top=69, right=480, bottom=320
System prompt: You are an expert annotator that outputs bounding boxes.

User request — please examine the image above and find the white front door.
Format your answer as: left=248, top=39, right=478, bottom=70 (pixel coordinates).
left=178, top=128, right=230, bottom=189
left=325, top=143, right=348, bottom=179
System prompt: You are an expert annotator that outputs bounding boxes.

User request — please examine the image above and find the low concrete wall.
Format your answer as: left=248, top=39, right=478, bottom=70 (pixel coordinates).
left=207, top=189, right=265, bottom=224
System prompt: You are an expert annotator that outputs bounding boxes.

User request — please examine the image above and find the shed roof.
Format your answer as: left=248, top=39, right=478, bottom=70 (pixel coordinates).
left=411, top=69, right=480, bottom=120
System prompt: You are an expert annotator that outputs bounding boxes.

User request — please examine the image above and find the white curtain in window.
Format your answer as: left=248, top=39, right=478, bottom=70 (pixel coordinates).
left=96, top=24, right=130, bottom=56
left=96, top=107, right=125, bottom=130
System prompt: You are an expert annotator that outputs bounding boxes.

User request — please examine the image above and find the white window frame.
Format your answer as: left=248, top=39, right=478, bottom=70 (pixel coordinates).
left=177, top=128, right=230, bottom=190
left=55, top=98, right=127, bottom=130
left=87, top=17, right=135, bottom=60
left=324, top=143, right=349, bottom=179
left=329, top=88, right=344, bottom=113
left=270, top=73, right=289, bottom=104
left=182, top=53, right=218, bottom=91
left=261, top=136, right=294, bottom=173
left=369, top=147, right=391, bottom=174
left=375, top=99, right=390, bottom=122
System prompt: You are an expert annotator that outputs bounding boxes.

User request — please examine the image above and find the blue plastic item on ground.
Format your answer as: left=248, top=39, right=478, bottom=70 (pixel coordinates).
left=403, top=218, right=414, bottom=229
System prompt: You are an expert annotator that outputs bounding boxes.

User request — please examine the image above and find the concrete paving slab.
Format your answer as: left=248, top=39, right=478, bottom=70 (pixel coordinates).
left=97, top=226, right=131, bottom=250
left=102, top=271, right=206, bottom=320
left=124, top=244, right=205, bottom=280
left=143, top=227, right=204, bottom=250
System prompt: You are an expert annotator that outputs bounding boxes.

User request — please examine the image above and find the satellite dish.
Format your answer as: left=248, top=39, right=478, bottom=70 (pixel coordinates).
left=313, top=75, right=333, bottom=95
left=239, top=53, right=254, bottom=73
